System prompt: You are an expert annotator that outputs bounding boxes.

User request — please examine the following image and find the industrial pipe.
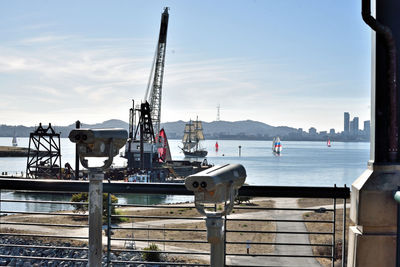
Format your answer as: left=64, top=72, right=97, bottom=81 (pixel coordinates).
left=362, top=0, right=398, bottom=162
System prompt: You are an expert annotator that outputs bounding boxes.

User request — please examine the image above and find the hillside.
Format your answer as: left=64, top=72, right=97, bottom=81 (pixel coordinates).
left=0, top=119, right=297, bottom=140
left=161, top=120, right=297, bottom=139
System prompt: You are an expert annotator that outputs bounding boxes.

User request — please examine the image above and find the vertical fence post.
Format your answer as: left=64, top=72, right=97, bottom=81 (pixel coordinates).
left=224, top=213, right=227, bottom=267
left=0, top=188, right=2, bottom=233
left=107, top=185, right=111, bottom=267
left=147, top=225, right=150, bottom=245
left=332, top=193, right=337, bottom=267
left=395, top=187, right=400, bottom=267
left=164, top=224, right=166, bottom=251
left=342, top=195, right=347, bottom=267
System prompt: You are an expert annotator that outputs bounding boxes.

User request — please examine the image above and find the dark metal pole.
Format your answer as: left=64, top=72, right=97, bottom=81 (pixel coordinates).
left=58, top=131, right=62, bottom=180
left=342, top=193, right=347, bottom=267
left=107, top=182, right=111, bottom=267
left=26, top=133, right=32, bottom=178
left=75, top=121, right=81, bottom=179
left=140, top=117, right=144, bottom=171
left=332, top=190, right=336, bottom=267
left=362, top=0, right=400, bottom=163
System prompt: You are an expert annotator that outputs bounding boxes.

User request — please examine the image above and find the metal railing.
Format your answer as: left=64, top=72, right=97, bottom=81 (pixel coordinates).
left=0, top=177, right=349, bottom=266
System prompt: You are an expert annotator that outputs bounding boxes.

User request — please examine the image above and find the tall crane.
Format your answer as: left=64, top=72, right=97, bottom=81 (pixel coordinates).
left=144, top=7, right=169, bottom=135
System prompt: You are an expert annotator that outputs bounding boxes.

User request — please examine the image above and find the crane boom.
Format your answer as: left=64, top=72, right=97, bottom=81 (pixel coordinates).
left=144, top=7, right=169, bottom=135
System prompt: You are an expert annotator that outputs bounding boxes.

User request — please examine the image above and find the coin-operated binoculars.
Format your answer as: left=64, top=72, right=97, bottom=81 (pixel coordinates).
left=185, top=164, right=246, bottom=267
left=69, top=128, right=127, bottom=266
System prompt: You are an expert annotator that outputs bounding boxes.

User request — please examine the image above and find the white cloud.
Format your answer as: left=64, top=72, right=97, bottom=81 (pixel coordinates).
left=0, top=33, right=369, bottom=131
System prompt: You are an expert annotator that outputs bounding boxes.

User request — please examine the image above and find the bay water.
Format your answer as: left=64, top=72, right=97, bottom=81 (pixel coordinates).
left=0, top=137, right=369, bottom=212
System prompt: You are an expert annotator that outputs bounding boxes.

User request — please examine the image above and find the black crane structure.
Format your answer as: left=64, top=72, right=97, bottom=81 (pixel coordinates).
left=144, top=7, right=169, bottom=135
left=26, top=123, right=61, bottom=179
left=134, top=102, right=156, bottom=144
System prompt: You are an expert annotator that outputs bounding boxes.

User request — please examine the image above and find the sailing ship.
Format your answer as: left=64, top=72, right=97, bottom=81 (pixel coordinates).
left=327, top=139, right=331, bottom=147
left=272, top=137, right=282, bottom=155
left=12, top=131, right=17, bottom=147
left=181, top=118, right=208, bottom=158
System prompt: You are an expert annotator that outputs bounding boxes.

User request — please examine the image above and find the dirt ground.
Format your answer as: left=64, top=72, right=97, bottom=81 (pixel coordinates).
left=113, top=199, right=276, bottom=254
left=1, top=198, right=276, bottom=264
left=297, top=198, right=349, bottom=208
left=303, top=207, right=351, bottom=267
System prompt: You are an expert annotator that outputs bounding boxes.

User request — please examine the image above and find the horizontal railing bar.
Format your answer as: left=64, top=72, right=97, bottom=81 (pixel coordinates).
left=226, top=229, right=334, bottom=235
left=0, top=210, right=87, bottom=217
left=225, top=266, right=277, bottom=267
left=0, top=233, right=88, bottom=240
left=0, top=199, right=88, bottom=205
left=226, top=253, right=333, bottom=259
left=0, top=254, right=88, bottom=262
left=226, top=241, right=333, bottom=247
left=231, top=207, right=334, bottom=212
left=0, top=221, right=88, bottom=228
left=110, top=260, right=208, bottom=266
left=0, top=178, right=350, bottom=198
left=226, top=230, right=333, bottom=235
left=111, top=203, right=195, bottom=208
left=110, top=204, right=333, bottom=212
left=226, top=218, right=334, bottom=223
left=111, top=226, right=206, bottom=232
left=0, top=243, right=88, bottom=250
left=111, top=238, right=208, bottom=244
left=110, top=248, right=210, bottom=255
left=111, top=215, right=203, bottom=220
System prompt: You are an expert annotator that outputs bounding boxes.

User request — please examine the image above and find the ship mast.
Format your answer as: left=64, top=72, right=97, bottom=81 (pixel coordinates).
left=144, top=7, right=169, bottom=135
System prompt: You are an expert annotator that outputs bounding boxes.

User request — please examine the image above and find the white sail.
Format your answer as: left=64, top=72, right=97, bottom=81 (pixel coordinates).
left=272, top=137, right=282, bottom=154
left=12, top=132, right=17, bottom=147
left=181, top=118, right=207, bottom=156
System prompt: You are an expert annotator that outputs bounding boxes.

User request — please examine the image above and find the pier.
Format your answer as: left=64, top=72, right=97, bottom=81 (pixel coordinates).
left=0, top=146, right=29, bottom=157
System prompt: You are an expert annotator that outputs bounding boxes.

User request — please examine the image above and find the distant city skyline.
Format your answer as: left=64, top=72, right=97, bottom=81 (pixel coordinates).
left=0, top=1, right=371, bottom=131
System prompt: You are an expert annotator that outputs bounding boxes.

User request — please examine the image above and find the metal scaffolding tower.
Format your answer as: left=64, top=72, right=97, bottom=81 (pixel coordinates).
left=26, top=123, right=61, bottom=179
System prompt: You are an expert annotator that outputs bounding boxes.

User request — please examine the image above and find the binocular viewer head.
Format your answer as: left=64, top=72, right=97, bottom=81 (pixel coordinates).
left=68, top=128, right=128, bottom=158
left=185, top=164, right=246, bottom=204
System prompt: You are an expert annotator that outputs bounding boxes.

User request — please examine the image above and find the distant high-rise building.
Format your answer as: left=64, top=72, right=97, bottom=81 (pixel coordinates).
left=309, top=127, right=317, bottom=135
left=330, top=128, right=335, bottom=135
left=344, top=112, right=350, bottom=134
left=352, top=117, right=359, bottom=134
left=364, top=120, right=370, bottom=135
left=350, top=121, right=354, bottom=134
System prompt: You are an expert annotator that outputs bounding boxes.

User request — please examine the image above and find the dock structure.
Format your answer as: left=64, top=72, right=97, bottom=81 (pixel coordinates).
left=0, top=146, right=30, bottom=157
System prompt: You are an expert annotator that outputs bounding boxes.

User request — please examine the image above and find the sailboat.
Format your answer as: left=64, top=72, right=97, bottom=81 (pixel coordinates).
left=272, top=137, right=282, bottom=155
left=157, top=128, right=172, bottom=162
left=181, top=118, right=208, bottom=158
left=327, top=139, right=331, bottom=147
left=12, top=131, right=17, bottom=147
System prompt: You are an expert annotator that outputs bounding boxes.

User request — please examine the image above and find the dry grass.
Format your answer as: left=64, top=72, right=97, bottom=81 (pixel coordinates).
left=1, top=198, right=276, bottom=264
left=117, top=199, right=274, bottom=223
left=298, top=198, right=349, bottom=208
left=2, top=211, right=88, bottom=226
left=113, top=199, right=276, bottom=256
left=114, top=220, right=275, bottom=254
left=303, top=208, right=351, bottom=267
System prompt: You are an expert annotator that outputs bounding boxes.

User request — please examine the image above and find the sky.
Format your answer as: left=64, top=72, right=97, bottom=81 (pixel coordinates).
left=0, top=0, right=371, bottom=132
